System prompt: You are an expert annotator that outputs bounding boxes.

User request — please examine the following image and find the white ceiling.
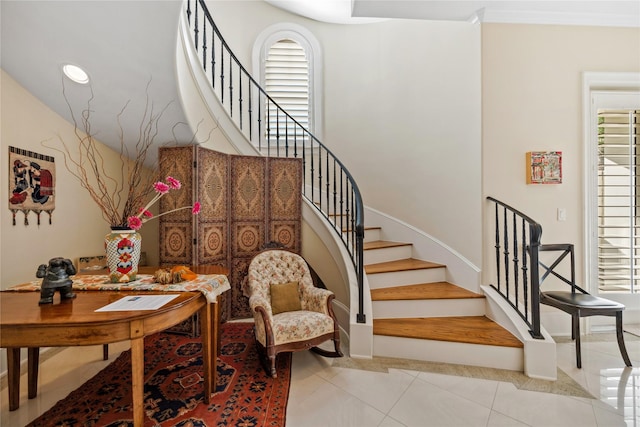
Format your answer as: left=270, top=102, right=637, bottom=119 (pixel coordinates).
left=2, top=1, right=638, bottom=166
left=1, top=1, right=193, bottom=166
left=268, top=0, right=640, bottom=26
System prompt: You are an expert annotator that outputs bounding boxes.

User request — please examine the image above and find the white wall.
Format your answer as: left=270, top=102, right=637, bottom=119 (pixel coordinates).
left=482, top=24, right=640, bottom=333
left=481, top=23, right=640, bottom=287
left=208, top=0, right=483, bottom=268
left=1, top=69, right=160, bottom=288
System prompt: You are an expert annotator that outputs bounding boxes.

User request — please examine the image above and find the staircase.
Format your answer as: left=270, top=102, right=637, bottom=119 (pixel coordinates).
left=180, top=1, right=528, bottom=372
left=363, top=226, right=525, bottom=371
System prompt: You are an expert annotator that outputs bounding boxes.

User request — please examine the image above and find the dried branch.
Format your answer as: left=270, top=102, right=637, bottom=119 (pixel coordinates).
left=42, top=78, right=171, bottom=228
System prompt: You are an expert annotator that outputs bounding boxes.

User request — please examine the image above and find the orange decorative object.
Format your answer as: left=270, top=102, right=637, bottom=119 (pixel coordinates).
left=171, top=265, right=198, bottom=281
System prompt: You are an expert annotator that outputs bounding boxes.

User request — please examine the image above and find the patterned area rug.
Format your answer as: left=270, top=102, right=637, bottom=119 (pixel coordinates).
left=27, top=322, right=291, bottom=426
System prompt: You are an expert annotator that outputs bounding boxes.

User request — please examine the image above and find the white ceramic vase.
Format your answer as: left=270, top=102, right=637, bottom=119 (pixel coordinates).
left=104, top=228, right=142, bottom=283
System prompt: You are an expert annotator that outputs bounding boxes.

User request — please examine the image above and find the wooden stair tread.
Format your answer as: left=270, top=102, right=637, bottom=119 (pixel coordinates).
left=343, top=226, right=381, bottom=233
left=373, top=316, right=523, bottom=348
left=371, top=282, right=484, bottom=301
left=364, top=240, right=412, bottom=250
left=365, top=258, right=444, bottom=274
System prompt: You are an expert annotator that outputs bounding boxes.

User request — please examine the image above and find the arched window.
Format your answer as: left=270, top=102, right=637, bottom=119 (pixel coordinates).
left=253, top=24, right=322, bottom=141
left=265, top=38, right=310, bottom=133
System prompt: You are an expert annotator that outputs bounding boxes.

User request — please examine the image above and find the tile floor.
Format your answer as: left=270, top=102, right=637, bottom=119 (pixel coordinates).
left=1, top=330, right=638, bottom=426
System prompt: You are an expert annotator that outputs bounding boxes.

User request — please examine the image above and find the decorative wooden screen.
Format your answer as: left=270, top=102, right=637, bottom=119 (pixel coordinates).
left=159, top=146, right=302, bottom=319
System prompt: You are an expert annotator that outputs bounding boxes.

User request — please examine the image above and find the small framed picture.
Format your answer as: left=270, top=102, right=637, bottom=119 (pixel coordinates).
left=526, top=151, right=562, bottom=184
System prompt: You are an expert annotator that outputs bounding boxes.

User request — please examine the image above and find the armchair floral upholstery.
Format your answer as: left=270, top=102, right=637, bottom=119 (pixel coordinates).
left=247, top=249, right=343, bottom=377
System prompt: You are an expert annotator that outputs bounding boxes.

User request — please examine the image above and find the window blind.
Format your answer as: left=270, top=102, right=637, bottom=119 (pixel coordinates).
left=264, top=39, right=310, bottom=142
left=597, top=109, right=640, bottom=293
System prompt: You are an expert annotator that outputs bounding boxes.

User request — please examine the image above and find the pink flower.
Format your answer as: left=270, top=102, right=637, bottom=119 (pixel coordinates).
left=153, top=181, right=170, bottom=194
left=127, top=216, right=143, bottom=230
left=129, top=181, right=197, bottom=231
left=166, top=176, right=181, bottom=190
left=139, top=208, right=153, bottom=218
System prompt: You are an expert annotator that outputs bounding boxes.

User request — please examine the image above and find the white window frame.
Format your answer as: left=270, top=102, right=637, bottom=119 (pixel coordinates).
left=252, top=23, right=323, bottom=140
left=583, top=72, right=640, bottom=315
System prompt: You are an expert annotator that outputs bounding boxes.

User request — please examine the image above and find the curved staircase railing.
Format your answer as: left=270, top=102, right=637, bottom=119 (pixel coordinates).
left=185, top=0, right=366, bottom=323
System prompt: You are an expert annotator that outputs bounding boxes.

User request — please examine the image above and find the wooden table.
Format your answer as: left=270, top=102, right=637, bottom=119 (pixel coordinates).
left=1, top=265, right=228, bottom=427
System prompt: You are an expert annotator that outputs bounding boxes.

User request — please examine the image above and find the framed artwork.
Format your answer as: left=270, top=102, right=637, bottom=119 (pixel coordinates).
left=8, top=146, right=56, bottom=225
left=526, top=151, right=562, bottom=184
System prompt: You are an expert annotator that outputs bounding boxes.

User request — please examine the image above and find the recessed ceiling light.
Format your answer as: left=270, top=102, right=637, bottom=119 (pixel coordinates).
left=62, top=64, right=89, bottom=84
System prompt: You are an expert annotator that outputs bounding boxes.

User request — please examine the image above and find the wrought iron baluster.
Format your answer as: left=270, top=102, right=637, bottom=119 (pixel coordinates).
left=318, top=146, right=323, bottom=210
left=503, top=206, right=510, bottom=298
left=211, top=26, right=216, bottom=90
left=276, top=110, right=280, bottom=156
left=512, top=212, right=519, bottom=311
left=239, top=68, right=243, bottom=129
left=202, top=20, right=207, bottom=70
left=310, top=138, right=315, bottom=203
left=248, top=80, right=252, bottom=140
left=257, top=92, right=262, bottom=150
left=333, top=158, right=344, bottom=230
left=494, top=203, right=501, bottom=291
left=344, top=186, right=355, bottom=250
left=265, top=100, right=271, bottom=155
left=193, top=1, right=199, bottom=52
left=293, top=123, right=298, bottom=158
left=302, top=131, right=306, bottom=190
left=522, top=217, right=529, bottom=322
left=220, top=48, right=225, bottom=104
left=340, top=170, right=344, bottom=235
left=284, top=114, right=289, bottom=157
left=326, top=150, right=330, bottom=214
left=229, top=59, right=233, bottom=117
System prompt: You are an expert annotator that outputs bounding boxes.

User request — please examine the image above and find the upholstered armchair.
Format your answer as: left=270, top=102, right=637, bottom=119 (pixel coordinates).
left=247, top=249, right=343, bottom=377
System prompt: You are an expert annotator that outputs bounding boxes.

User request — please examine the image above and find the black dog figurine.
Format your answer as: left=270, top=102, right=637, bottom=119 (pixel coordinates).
left=37, top=257, right=77, bottom=305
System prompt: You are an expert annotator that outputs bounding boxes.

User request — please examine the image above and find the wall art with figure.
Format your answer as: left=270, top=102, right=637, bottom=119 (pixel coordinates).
left=8, top=146, right=55, bottom=225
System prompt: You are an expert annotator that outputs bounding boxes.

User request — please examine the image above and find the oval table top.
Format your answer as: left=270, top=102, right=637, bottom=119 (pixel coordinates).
left=0, top=290, right=201, bottom=328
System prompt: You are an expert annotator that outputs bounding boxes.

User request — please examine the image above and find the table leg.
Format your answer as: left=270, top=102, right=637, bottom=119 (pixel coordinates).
left=215, top=297, right=221, bottom=356
left=7, top=348, right=20, bottom=411
left=130, top=322, right=145, bottom=427
left=28, top=347, right=39, bottom=399
left=200, top=303, right=212, bottom=402
left=212, top=298, right=220, bottom=385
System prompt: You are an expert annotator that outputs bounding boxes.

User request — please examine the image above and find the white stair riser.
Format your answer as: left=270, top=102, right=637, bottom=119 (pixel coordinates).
left=364, top=228, right=381, bottom=242
left=373, top=335, right=524, bottom=371
left=372, top=298, right=485, bottom=319
left=367, top=268, right=446, bottom=289
left=364, top=245, right=412, bottom=265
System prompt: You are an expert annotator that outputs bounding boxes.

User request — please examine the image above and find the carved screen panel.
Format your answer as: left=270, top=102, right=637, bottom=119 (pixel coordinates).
left=196, top=147, right=229, bottom=266
left=159, top=146, right=194, bottom=265
left=268, top=157, right=302, bottom=254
